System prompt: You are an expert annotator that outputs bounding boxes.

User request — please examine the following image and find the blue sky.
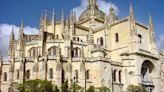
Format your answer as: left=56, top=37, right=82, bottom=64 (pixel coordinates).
left=0, top=0, right=164, bottom=60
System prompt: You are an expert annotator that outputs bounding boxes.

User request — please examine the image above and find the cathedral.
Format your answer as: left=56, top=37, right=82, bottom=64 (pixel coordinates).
left=0, top=0, right=163, bottom=92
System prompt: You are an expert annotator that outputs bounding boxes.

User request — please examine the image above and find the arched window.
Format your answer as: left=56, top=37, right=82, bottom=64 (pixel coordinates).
left=100, top=37, right=104, bottom=46
left=141, top=60, right=154, bottom=82
left=49, top=68, right=53, bottom=79
left=113, top=69, right=117, bottom=82
left=26, top=70, right=30, bottom=79
left=28, top=47, right=36, bottom=57
left=72, top=48, right=81, bottom=58
left=115, top=33, right=119, bottom=42
left=86, top=70, right=90, bottom=79
left=4, top=72, right=7, bottom=81
left=119, top=70, right=121, bottom=83
left=17, top=70, right=19, bottom=79
left=138, top=34, right=142, bottom=43
left=75, top=70, right=78, bottom=82
left=48, top=46, right=57, bottom=56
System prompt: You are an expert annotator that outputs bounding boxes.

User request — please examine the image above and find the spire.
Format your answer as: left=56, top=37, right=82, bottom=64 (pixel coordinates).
left=61, top=8, right=64, bottom=24
left=129, top=0, right=134, bottom=19
left=70, top=10, right=77, bottom=24
left=129, top=0, right=136, bottom=34
left=9, top=28, right=15, bottom=61
left=19, top=20, right=24, bottom=39
left=40, top=13, right=44, bottom=32
left=149, top=14, right=155, bottom=43
left=10, top=27, right=15, bottom=41
left=19, top=20, right=25, bottom=58
left=73, top=11, right=77, bottom=22
left=51, top=8, right=56, bottom=25
left=44, top=10, right=48, bottom=21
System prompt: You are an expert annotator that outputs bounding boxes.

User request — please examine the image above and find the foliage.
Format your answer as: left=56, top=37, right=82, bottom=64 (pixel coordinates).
left=127, top=84, right=147, bottom=92
left=100, top=86, right=110, bottom=92
left=53, top=85, right=60, bottom=92
left=61, top=80, right=68, bottom=92
left=17, top=79, right=53, bottom=92
left=87, top=86, right=95, bottom=92
left=70, top=83, right=82, bottom=92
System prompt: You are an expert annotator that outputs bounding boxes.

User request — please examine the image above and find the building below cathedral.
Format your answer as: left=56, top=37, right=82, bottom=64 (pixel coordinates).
left=0, top=0, right=163, bottom=92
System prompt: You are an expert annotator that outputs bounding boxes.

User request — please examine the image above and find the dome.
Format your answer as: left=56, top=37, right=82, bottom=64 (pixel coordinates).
left=79, top=8, right=105, bottom=21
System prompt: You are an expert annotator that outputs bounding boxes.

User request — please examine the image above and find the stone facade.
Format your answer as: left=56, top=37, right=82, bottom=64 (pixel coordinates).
left=0, top=0, right=162, bottom=92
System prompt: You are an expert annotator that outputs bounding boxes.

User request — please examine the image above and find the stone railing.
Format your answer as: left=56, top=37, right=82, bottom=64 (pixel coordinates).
left=48, top=55, right=57, bottom=60
left=26, top=41, right=38, bottom=45
left=46, top=39, right=64, bottom=43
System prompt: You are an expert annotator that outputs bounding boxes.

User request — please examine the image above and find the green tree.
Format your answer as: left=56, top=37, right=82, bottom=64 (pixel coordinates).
left=53, top=85, right=60, bottom=92
left=87, top=86, right=95, bottom=92
left=127, top=84, right=147, bottom=92
left=70, top=83, right=82, bottom=92
left=100, top=86, right=110, bottom=92
left=61, top=80, right=68, bottom=92
left=16, top=79, right=54, bottom=92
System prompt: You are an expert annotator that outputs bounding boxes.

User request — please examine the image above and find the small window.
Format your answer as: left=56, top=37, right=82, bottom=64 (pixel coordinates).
left=17, top=70, right=19, bottom=79
left=49, top=68, right=53, bottom=79
left=97, top=38, right=100, bottom=44
left=119, top=70, right=121, bottom=83
left=115, top=33, right=119, bottom=42
left=72, top=48, right=80, bottom=58
left=56, top=35, right=59, bottom=39
left=75, top=70, right=78, bottom=82
left=86, top=70, right=90, bottom=79
left=100, top=37, right=104, bottom=46
left=26, top=70, right=30, bottom=79
left=138, top=34, right=142, bottom=43
left=4, top=72, right=7, bottom=81
left=113, top=70, right=117, bottom=82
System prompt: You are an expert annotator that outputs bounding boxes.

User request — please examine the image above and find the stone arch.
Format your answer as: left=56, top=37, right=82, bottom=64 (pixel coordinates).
left=141, top=60, right=155, bottom=82
left=140, top=60, right=156, bottom=92
left=72, top=47, right=81, bottom=58
left=28, top=47, right=37, bottom=57
left=48, top=46, right=57, bottom=56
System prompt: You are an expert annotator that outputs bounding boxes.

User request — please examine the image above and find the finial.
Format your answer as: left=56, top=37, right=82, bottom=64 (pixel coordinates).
left=61, top=8, right=64, bottom=23
left=130, top=0, right=134, bottom=16
left=149, top=13, right=153, bottom=26
left=10, top=27, right=15, bottom=39
left=51, top=8, right=56, bottom=24
left=20, top=19, right=24, bottom=29
left=43, top=10, right=48, bottom=21
left=52, top=8, right=55, bottom=17
left=11, top=27, right=14, bottom=35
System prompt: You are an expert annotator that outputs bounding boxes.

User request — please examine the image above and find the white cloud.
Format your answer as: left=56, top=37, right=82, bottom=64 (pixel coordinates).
left=72, top=0, right=119, bottom=19
left=0, top=23, right=39, bottom=61
left=158, top=34, right=164, bottom=50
